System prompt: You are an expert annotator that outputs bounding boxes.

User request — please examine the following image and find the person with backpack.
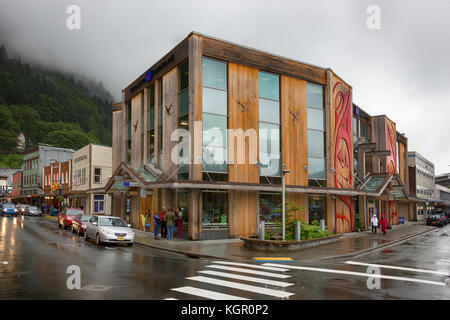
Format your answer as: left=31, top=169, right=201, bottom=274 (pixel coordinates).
left=165, top=209, right=176, bottom=240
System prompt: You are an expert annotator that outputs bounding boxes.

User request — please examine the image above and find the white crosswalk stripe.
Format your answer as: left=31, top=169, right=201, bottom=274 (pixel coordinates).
left=186, top=276, right=294, bottom=298
left=206, top=264, right=291, bottom=279
left=164, top=260, right=294, bottom=300
left=345, top=260, right=450, bottom=276
left=262, top=263, right=447, bottom=286
left=171, top=286, right=249, bottom=300
left=198, top=270, right=294, bottom=287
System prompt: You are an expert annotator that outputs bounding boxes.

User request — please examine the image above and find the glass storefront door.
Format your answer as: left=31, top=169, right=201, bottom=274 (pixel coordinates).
left=308, top=195, right=327, bottom=224
left=202, top=191, right=228, bottom=229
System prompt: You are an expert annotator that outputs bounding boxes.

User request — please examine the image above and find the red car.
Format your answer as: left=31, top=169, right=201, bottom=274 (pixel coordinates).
left=71, top=213, right=92, bottom=235
left=58, top=208, right=84, bottom=230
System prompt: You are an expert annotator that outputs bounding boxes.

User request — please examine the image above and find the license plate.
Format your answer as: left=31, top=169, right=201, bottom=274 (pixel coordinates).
left=117, top=237, right=124, bottom=240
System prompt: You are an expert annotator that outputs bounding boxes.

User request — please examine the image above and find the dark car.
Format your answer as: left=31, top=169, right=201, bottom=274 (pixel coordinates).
left=58, top=208, right=84, bottom=230
left=1, top=203, right=18, bottom=217
left=71, top=213, right=92, bottom=235
left=427, top=214, right=446, bottom=227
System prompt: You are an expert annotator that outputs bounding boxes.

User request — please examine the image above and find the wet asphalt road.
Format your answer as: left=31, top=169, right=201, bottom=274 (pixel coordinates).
left=1, top=215, right=449, bottom=300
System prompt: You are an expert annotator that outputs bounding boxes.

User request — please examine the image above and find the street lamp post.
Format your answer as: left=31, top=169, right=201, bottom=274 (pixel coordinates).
left=282, top=164, right=291, bottom=241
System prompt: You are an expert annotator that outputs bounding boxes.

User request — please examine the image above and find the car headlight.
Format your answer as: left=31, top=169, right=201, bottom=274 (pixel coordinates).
left=14, top=209, right=18, bottom=212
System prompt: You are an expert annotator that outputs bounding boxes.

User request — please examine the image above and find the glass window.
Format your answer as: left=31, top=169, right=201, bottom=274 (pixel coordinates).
left=308, top=130, right=325, bottom=158
left=178, top=90, right=189, bottom=118
left=202, top=191, right=228, bottom=228
left=177, top=190, right=189, bottom=225
left=307, top=83, right=324, bottom=109
left=178, top=60, right=189, bottom=92
left=93, top=194, right=105, bottom=213
left=202, top=87, right=227, bottom=115
left=309, top=195, right=327, bottom=224
left=259, top=153, right=281, bottom=177
left=260, top=193, right=281, bottom=227
left=259, top=99, right=280, bottom=124
left=259, top=72, right=279, bottom=101
left=202, top=58, right=227, bottom=90
left=94, top=168, right=101, bottom=183
left=308, top=108, right=324, bottom=131
left=202, top=57, right=228, bottom=177
left=259, top=123, right=280, bottom=154
left=203, top=113, right=227, bottom=148
left=259, top=71, right=281, bottom=179
left=308, top=157, right=326, bottom=180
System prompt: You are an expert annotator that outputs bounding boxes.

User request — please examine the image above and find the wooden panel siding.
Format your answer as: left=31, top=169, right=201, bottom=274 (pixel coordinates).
left=202, top=36, right=327, bottom=85
left=228, top=63, right=259, bottom=183
left=281, top=75, right=308, bottom=186
left=130, top=93, right=143, bottom=168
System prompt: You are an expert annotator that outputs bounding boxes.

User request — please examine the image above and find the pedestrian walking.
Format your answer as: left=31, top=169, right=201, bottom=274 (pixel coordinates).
left=371, top=213, right=378, bottom=234
left=160, top=207, right=167, bottom=238
left=165, top=209, right=176, bottom=240
left=176, top=208, right=183, bottom=240
left=380, top=214, right=388, bottom=235
left=153, top=212, right=161, bottom=240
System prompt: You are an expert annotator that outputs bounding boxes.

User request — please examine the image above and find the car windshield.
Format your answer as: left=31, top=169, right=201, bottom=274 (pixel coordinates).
left=28, top=206, right=38, bottom=210
left=81, top=215, right=92, bottom=221
left=3, top=204, right=15, bottom=208
left=67, top=209, right=83, bottom=216
left=98, top=217, right=127, bottom=227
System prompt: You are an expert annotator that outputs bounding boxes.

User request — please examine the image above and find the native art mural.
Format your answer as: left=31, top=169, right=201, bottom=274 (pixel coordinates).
left=385, top=119, right=398, bottom=225
left=332, top=79, right=354, bottom=233
left=386, top=119, right=397, bottom=174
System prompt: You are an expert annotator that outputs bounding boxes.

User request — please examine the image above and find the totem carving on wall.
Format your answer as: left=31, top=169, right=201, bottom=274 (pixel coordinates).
left=332, top=80, right=354, bottom=233
left=386, top=119, right=397, bottom=175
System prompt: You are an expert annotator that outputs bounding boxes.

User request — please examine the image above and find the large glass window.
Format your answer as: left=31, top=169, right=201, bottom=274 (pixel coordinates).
left=147, top=84, right=155, bottom=164
left=307, top=83, right=326, bottom=186
left=202, top=191, right=228, bottom=229
left=178, top=61, right=189, bottom=180
left=158, top=79, right=163, bottom=168
left=93, top=194, right=105, bottom=213
left=308, top=195, right=327, bottom=224
left=260, top=193, right=281, bottom=227
left=259, top=71, right=281, bottom=181
left=127, top=101, right=132, bottom=164
left=202, top=58, right=228, bottom=178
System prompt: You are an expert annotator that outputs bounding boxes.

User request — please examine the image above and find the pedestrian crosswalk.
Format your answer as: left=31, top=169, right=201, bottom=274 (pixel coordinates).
left=164, top=260, right=295, bottom=300
left=164, top=258, right=450, bottom=300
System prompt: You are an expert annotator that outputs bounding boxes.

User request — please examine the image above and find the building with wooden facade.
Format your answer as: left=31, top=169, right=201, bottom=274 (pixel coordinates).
left=107, top=32, right=415, bottom=240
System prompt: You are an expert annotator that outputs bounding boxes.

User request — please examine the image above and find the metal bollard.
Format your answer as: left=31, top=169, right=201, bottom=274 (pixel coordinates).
left=320, top=219, right=325, bottom=231
left=296, top=221, right=301, bottom=241
left=260, top=221, right=265, bottom=240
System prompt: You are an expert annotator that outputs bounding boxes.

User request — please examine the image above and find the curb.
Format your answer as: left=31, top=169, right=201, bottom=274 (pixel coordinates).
left=307, top=227, right=436, bottom=263
left=45, top=215, right=58, bottom=220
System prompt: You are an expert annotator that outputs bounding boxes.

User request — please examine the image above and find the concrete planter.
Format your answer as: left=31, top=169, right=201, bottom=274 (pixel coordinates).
left=240, top=234, right=342, bottom=252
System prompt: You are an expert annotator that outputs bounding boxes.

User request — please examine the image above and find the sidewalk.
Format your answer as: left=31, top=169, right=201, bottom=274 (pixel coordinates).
left=133, top=221, right=436, bottom=263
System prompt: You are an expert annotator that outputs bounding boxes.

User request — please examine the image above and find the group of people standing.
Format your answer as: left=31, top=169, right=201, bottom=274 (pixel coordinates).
left=147, top=207, right=183, bottom=240
left=370, top=213, right=390, bottom=235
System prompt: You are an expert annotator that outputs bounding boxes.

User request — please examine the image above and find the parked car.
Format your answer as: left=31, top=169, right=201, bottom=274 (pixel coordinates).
left=16, top=204, right=28, bottom=215
left=71, top=214, right=92, bottom=235
left=58, top=208, right=84, bottom=230
left=84, top=215, right=134, bottom=246
left=427, top=214, right=445, bottom=227
left=25, top=206, right=42, bottom=217
left=1, top=203, right=18, bottom=217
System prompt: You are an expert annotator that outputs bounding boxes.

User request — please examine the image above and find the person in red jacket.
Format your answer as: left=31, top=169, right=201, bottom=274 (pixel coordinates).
left=380, top=215, right=388, bottom=235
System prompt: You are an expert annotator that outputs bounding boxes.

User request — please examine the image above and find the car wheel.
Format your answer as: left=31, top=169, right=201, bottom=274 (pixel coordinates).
left=127, top=243, right=133, bottom=247
left=71, top=225, right=75, bottom=233
left=77, top=227, right=80, bottom=236
left=84, top=230, right=89, bottom=241
left=96, top=234, right=102, bottom=246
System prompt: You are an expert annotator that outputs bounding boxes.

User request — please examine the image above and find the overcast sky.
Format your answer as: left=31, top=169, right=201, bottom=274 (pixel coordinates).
left=0, top=0, right=449, bottom=174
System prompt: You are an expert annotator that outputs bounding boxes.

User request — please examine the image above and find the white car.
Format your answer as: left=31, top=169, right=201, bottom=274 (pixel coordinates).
left=84, top=215, right=134, bottom=246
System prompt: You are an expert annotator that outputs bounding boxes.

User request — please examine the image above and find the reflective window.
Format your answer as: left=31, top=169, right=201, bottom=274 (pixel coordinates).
left=202, top=58, right=228, bottom=176
left=259, top=71, right=281, bottom=179
left=308, top=130, right=325, bottom=158
left=308, top=157, right=326, bottom=181
left=202, top=58, right=227, bottom=90
left=309, top=195, right=327, bottom=224
left=202, top=191, right=228, bottom=228
left=202, top=87, right=227, bottom=115
left=307, top=82, right=326, bottom=186
left=260, top=193, right=281, bottom=227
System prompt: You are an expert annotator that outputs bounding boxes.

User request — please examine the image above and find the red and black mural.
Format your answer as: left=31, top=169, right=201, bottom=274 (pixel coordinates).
left=385, top=119, right=398, bottom=225
left=332, top=79, right=354, bottom=233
